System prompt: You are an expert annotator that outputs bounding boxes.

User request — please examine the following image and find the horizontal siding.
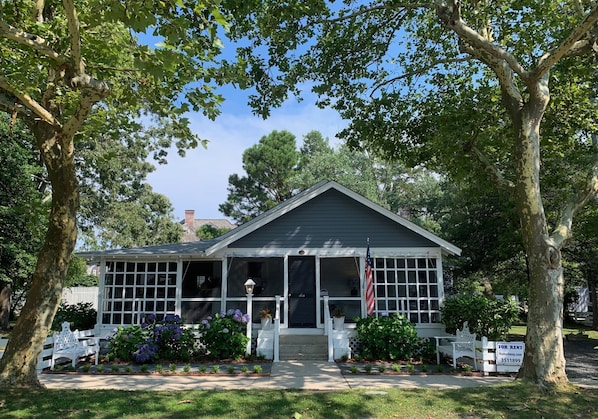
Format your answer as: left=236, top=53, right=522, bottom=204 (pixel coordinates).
left=230, top=189, right=436, bottom=249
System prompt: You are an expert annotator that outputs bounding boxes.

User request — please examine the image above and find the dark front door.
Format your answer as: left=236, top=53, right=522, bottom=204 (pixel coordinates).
left=288, top=256, right=316, bottom=328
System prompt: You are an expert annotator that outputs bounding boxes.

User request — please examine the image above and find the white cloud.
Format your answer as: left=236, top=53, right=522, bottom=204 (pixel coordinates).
left=146, top=101, right=346, bottom=221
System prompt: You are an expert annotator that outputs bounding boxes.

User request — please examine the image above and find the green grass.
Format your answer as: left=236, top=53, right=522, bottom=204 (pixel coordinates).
left=510, top=324, right=598, bottom=340
left=0, top=383, right=596, bottom=418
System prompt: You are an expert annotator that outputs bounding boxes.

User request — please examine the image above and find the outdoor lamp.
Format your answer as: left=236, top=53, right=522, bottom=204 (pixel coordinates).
left=244, top=278, right=256, bottom=295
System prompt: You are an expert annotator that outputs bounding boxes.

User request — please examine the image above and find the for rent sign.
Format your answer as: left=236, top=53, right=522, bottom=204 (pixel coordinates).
left=496, top=342, right=525, bottom=366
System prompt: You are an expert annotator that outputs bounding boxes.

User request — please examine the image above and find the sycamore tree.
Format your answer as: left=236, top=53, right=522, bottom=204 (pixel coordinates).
left=0, top=1, right=246, bottom=386
left=227, top=1, right=598, bottom=386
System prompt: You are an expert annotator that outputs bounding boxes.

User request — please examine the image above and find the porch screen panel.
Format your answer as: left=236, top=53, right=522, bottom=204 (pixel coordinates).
left=180, top=261, right=223, bottom=324
left=371, top=257, right=440, bottom=323
left=227, top=258, right=284, bottom=297
left=102, top=261, right=177, bottom=325
left=227, top=257, right=284, bottom=324
left=320, top=257, right=361, bottom=324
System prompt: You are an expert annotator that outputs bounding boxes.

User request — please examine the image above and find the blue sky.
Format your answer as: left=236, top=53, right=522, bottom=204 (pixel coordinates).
left=146, top=87, right=347, bottom=222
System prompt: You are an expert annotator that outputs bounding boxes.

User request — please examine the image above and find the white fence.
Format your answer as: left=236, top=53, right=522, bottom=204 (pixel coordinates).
left=61, top=287, right=99, bottom=310
left=0, top=328, right=98, bottom=372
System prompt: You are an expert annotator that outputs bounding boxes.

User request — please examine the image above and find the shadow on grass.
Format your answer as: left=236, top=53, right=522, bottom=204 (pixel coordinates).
left=1, top=383, right=597, bottom=418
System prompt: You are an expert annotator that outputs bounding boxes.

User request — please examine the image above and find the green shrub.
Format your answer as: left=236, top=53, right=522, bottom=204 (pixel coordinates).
left=106, top=325, right=146, bottom=362
left=52, top=302, right=97, bottom=331
left=197, top=310, right=250, bottom=360
left=106, top=314, right=198, bottom=363
left=355, top=314, right=420, bottom=361
left=440, top=295, right=520, bottom=340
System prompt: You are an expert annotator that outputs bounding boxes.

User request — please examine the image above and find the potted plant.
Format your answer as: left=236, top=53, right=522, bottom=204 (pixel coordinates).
left=260, top=307, right=272, bottom=329
left=332, top=307, right=345, bottom=330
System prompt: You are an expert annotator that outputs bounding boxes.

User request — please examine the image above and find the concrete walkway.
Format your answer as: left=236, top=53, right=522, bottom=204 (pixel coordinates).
left=39, top=361, right=517, bottom=391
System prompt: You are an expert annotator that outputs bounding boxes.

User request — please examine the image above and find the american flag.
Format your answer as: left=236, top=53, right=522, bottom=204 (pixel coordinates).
left=365, top=242, right=375, bottom=316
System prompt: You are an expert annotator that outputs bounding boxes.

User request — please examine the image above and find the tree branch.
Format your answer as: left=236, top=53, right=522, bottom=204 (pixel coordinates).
left=63, top=87, right=109, bottom=139
left=62, top=0, right=84, bottom=75
left=326, top=3, right=433, bottom=24
left=551, top=155, right=598, bottom=248
left=533, top=5, right=598, bottom=80
left=0, top=20, right=67, bottom=64
left=471, top=145, right=516, bottom=192
left=0, top=94, right=31, bottom=119
left=0, top=77, right=62, bottom=127
left=435, top=0, right=530, bottom=81
left=371, top=57, right=472, bottom=95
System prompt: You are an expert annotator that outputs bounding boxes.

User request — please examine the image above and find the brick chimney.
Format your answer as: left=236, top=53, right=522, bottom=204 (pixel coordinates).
left=184, top=210, right=195, bottom=228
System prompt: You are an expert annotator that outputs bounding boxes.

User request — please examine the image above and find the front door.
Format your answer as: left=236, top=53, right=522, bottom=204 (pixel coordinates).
left=288, top=256, right=316, bottom=328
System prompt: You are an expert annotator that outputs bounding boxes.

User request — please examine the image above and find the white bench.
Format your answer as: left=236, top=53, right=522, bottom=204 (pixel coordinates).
left=50, top=321, right=99, bottom=370
left=434, top=322, right=477, bottom=370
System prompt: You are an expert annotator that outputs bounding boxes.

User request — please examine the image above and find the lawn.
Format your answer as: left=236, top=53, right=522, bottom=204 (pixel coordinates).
left=1, top=382, right=597, bottom=418
left=509, top=323, right=598, bottom=340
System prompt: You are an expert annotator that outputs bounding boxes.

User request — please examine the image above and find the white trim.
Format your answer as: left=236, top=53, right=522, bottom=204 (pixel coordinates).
left=222, top=247, right=442, bottom=258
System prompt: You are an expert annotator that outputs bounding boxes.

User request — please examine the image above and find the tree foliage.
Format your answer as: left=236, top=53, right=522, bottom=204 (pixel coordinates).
left=220, top=130, right=299, bottom=223
left=196, top=224, right=232, bottom=240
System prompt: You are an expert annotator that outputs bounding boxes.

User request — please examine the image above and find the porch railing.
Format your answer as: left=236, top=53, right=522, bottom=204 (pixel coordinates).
left=323, top=295, right=334, bottom=362
left=273, top=295, right=280, bottom=362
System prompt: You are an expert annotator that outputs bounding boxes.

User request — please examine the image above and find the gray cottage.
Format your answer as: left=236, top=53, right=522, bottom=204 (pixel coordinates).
left=82, top=180, right=460, bottom=340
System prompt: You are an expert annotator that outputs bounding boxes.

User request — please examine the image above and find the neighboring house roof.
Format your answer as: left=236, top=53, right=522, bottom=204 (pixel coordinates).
left=180, top=210, right=236, bottom=243
left=79, top=180, right=460, bottom=259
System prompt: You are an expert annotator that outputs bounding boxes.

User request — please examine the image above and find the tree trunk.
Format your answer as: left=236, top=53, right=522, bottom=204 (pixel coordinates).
left=512, top=96, right=568, bottom=386
left=518, top=246, right=567, bottom=384
left=589, top=278, right=598, bottom=330
left=0, top=129, right=78, bottom=387
left=0, top=283, right=11, bottom=330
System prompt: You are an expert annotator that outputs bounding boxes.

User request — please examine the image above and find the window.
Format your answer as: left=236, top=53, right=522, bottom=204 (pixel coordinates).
left=371, top=257, right=440, bottom=323
left=102, top=261, right=177, bottom=325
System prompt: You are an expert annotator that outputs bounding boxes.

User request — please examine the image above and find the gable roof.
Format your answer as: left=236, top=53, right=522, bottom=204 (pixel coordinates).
left=203, top=180, right=460, bottom=256
left=78, top=180, right=460, bottom=259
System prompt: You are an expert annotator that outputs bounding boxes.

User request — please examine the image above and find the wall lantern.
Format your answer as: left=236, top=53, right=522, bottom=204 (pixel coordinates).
left=244, top=278, right=256, bottom=295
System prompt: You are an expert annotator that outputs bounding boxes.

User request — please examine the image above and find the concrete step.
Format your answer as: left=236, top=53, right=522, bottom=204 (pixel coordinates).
left=279, top=335, right=328, bottom=360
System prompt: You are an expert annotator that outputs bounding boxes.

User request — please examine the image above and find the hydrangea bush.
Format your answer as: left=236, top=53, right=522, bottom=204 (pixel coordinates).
left=355, top=313, right=429, bottom=362
left=107, top=314, right=198, bottom=363
left=197, top=309, right=250, bottom=360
